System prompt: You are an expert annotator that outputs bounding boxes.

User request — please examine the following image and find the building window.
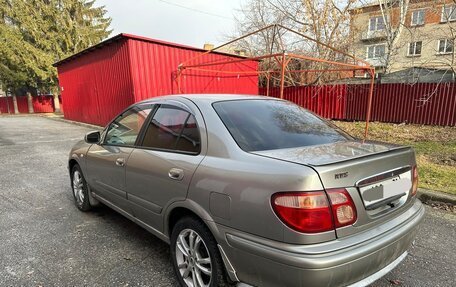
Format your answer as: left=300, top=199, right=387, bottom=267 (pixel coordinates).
left=438, top=39, right=454, bottom=54
left=367, top=44, right=386, bottom=59
left=369, top=16, right=385, bottom=31
left=408, top=41, right=422, bottom=56
left=411, top=10, right=425, bottom=26
left=441, top=5, right=456, bottom=22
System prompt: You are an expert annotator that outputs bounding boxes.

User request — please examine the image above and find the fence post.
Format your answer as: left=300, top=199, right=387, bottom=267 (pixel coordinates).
left=26, top=92, right=34, bottom=113
left=53, top=94, right=61, bottom=113
left=12, top=95, right=19, bottom=114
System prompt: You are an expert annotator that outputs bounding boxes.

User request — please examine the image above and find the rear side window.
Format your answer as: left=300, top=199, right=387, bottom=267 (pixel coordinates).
left=141, top=105, right=200, bottom=154
left=213, top=100, right=350, bottom=152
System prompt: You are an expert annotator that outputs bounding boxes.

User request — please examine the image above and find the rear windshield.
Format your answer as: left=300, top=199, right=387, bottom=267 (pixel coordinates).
left=213, top=99, right=351, bottom=152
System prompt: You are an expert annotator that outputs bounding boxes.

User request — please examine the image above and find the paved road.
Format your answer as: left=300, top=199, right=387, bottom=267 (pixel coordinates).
left=0, top=116, right=454, bottom=287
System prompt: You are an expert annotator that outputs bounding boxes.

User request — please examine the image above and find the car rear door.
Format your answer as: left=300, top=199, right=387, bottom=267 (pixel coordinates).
left=86, top=104, right=154, bottom=214
left=125, top=100, right=206, bottom=232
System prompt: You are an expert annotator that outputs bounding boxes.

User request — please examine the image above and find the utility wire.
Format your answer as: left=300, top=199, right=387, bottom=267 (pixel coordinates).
left=157, top=0, right=233, bottom=20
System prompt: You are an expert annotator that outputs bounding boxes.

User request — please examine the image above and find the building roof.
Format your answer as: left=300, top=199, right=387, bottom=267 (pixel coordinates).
left=53, top=33, right=247, bottom=67
left=381, top=67, right=455, bottom=83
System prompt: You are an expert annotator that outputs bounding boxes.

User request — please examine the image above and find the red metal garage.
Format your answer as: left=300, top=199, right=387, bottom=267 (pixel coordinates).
left=54, top=34, right=259, bottom=126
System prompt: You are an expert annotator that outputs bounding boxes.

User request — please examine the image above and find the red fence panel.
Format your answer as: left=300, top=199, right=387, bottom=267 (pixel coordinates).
left=32, top=95, right=55, bottom=113
left=261, top=83, right=456, bottom=126
left=16, top=97, right=28, bottom=113
left=259, top=85, right=347, bottom=120
left=0, top=97, right=14, bottom=114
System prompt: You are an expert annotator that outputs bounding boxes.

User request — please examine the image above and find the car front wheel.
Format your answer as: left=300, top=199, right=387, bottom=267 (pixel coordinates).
left=71, top=164, right=92, bottom=212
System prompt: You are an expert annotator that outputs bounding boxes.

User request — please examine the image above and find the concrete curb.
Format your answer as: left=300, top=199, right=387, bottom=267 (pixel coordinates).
left=417, top=188, right=456, bottom=206
left=37, top=114, right=103, bottom=130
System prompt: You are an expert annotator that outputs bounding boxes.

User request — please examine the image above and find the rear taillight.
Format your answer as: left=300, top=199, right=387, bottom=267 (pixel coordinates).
left=271, top=191, right=333, bottom=233
left=411, top=165, right=418, bottom=196
left=327, top=189, right=357, bottom=228
left=271, top=189, right=357, bottom=233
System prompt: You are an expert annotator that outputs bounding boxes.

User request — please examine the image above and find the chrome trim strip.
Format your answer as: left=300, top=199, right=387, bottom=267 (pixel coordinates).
left=355, top=165, right=411, bottom=187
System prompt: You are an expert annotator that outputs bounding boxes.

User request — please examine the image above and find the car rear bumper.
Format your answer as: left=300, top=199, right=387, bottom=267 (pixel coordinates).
left=218, top=199, right=424, bottom=287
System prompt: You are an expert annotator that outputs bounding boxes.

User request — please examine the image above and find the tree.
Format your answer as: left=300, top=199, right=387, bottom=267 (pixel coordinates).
left=0, top=0, right=111, bottom=96
left=57, top=0, right=112, bottom=55
left=233, top=0, right=359, bottom=56
left=231, top=0, right=361, bottom=86
left=425, top=0, right=456, bottom=75
left=377, top=0, right=410, bottom=73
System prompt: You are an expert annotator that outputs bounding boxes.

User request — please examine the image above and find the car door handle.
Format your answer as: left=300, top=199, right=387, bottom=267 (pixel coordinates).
left=115, top=158, right=125, bottom=167
left=168, top=168, right=184, bottom=181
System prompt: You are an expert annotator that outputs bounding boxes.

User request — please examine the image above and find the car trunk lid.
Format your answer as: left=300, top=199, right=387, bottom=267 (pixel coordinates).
left=253, top=140, right=416, bottom=238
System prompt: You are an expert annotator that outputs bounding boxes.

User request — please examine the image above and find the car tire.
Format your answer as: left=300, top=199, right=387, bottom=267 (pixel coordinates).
left=170, top=216, right=232, bottom=287
left=71, top=164, right=92, bottom=212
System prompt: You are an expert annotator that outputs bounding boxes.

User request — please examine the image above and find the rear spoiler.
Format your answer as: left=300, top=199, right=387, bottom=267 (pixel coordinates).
left=309, top=146, right=412, bottom=167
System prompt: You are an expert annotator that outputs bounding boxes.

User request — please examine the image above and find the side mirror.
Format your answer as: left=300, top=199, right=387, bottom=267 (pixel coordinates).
left=85, top=131, right=101, bottom=144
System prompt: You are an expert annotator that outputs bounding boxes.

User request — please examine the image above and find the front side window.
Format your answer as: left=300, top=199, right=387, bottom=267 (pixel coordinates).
left=213, top=100, right=351, bottom=152
left=369, top=16, right=385, bottom=31
left=408, top=41, right=422, bottom=56
left=367, top=44, right=386, bottom=59
left=105, top=105, right=153, bottom=146
left=442, top=5, right=456, bottom=22
left=141, top=105, right=200, bottom=153
left=438, top=39, right=454, bottom=54
left=411, top=10, right=425, bottom=26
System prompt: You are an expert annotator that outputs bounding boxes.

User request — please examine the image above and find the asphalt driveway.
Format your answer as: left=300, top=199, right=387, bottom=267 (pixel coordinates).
left=0, top=115, right=454, bottom=287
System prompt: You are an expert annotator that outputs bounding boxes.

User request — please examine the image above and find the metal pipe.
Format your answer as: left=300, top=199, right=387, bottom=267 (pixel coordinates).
left=179, top=24, right=277, bottom=67
left=364, top=68, right=376, bottom=140
left=184, top=67, right=266, bottom=75
left=287, top=53, right=369, bottom=70
left=280, top=53, right=286, bottom=99
left=276, top=24, right=372, bottom=67
left=182, top=53, right=284, bottom=69
left=177, top=68, right=183, bottom=94
left=269, top=68, right=369, bottom=73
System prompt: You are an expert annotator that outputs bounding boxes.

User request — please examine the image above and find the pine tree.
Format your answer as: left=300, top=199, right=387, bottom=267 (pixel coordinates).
left=0, top=0, right=111, bottom=93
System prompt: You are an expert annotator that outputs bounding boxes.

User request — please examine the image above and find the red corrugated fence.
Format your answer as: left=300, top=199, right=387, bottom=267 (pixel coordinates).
left=32, top=95, right=55, bottom=113
left=0, top=97, right=14, bottom=113
left=16, top=97, right=28, bottom=113
left=0, top=95, right=55, bottom=114
left=262, top=85, right=347, bottom=120
left=261, top=83, right=456, bottom=126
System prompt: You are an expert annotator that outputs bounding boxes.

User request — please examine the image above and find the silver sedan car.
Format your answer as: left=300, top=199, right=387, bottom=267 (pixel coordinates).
left=69, top=94, right=424, bottom=287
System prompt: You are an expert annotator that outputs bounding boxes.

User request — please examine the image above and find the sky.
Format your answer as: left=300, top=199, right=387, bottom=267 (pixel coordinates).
left=96, top=0, right=245, bottom=49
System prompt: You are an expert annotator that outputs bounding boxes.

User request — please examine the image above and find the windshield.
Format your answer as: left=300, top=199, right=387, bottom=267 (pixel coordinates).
left=213, top=99, right=352, bottom=152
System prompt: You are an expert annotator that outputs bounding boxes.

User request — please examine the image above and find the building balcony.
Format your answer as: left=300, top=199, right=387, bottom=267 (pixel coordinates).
left=361, top=30, right=387, bottom=41
left=365, top=57, right=387, bottom=67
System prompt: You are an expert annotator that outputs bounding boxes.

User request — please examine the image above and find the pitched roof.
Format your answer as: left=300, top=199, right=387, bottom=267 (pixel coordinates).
left=53, top=33, right=247, bottom=67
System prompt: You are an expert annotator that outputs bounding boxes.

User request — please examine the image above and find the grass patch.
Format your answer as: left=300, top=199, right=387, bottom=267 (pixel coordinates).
left=333, top=121, right=456, bottom=195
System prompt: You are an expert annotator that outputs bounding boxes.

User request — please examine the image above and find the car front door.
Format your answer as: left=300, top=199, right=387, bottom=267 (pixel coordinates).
left=86, top=104, right=154, bottom=214
left=125, top=101, right=206, bottom=232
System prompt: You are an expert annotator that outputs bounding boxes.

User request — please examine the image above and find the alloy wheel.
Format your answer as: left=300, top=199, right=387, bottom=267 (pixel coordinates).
left=72, top=170, right=85, bottom=205
left=175, top=229, right=212, bottom=287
